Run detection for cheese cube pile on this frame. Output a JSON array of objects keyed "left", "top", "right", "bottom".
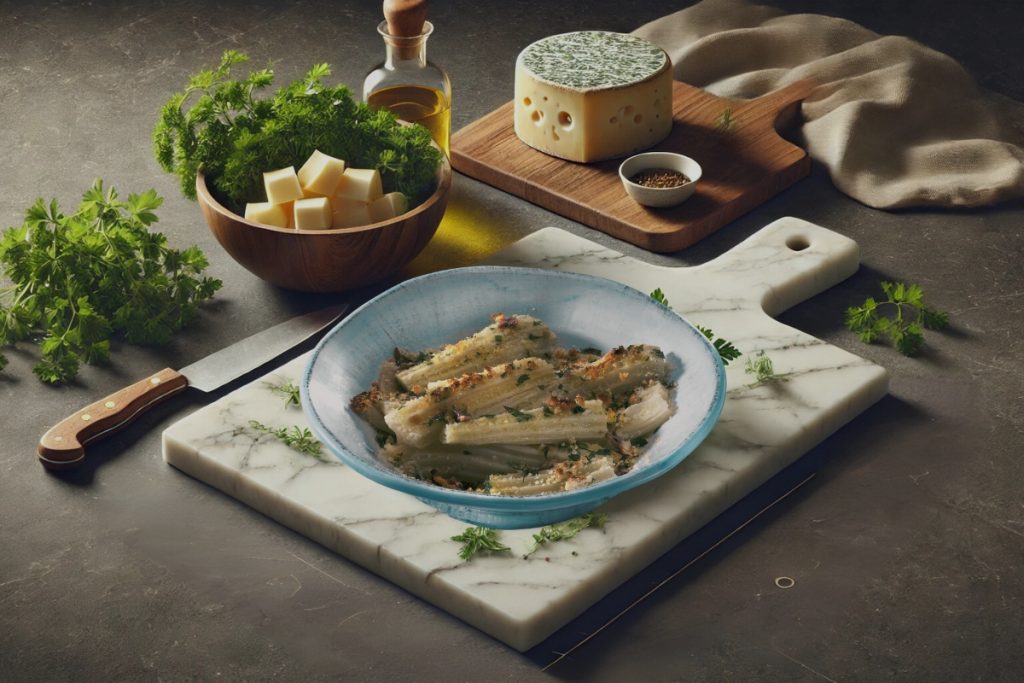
[{"left": 244, "top": 151, "right": 408, "bottom": 230}]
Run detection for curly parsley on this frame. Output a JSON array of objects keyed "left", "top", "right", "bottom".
[
  {"left": 0, "top": 181, "right": 221, "bottom": 383},
  {"left": 153, "top": 50, "right": 442, "bottom": 212}
]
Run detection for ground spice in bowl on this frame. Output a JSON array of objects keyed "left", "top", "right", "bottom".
[{"left": 630, "top": 168, "right": 690, "bottom": 188}]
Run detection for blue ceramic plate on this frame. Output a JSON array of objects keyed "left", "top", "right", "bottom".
[{"left": 302, "top": 266, "right": 726, "bottom": 529}]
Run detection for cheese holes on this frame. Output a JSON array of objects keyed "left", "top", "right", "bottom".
[
  {"left": 634, "top": 114, "right": 643, "bottom": 124},
  {"left": 558, "top": 111, "right": 573, "bottom": 129},
  {"left": 531, "top": 110, "right": 543, "bottom": 124},
  {"left": 609, "top": 116, "right": 619, "bottom": 124},
  {"left": 624, "top": 105, "right": 635, "bottom": 116},
  {"left": 523, "top": 97, "right": 532, "bottom": 106}
]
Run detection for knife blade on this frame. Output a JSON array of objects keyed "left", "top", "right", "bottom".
[{"left": 37, "top": 303, "right": 349, "bottom": 471}]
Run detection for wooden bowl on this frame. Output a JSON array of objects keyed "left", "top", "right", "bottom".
[{"left": 196, "top": 156, "right": 451, "bottom": 292}]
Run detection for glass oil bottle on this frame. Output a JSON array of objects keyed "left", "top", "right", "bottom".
[{"left": 363, "top": 0, "right": 452, "bottom": 156}]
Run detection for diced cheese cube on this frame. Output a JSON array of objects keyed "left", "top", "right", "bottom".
[
  {"left": 513, "top": 31, "right": 673, "bottom": 162},
  {"left": 331, "top": 197, "right": 373, "bottom": 229},
  {"left": 263, "top": 166, "right": 304, "bottom": 205},
  {"left": 368, "top": 192, "right": 409, "bottom": 223},
  {"left": 297, "top": 150, "right": 346, "bottom": 196},
  {"left": 335, "top": 168, "right": 383, "bottom": 203},
  {"left": 244, "top": 202, "right": 289, "bottom": 228},
  {"left": 293, "top": 197, "right": 333, "bottom": 230}
]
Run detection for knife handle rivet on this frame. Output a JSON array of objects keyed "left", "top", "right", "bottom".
[
  {"left": 81, "top": 414, "right": 92, "bottom": 421},
  {"left": 104, "top": 401, "right": 116, "bottom": 409},
  {"left": 150, "top": 377, "right": 161, "bottom": 385}
]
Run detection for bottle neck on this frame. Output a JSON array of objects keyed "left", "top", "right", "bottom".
[{"left": 379, "top": 20, "right": 432, "bottom": 68}]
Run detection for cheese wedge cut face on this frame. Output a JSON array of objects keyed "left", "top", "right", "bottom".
[{"left": 514, "top": 31, "right": 673, "bottom": 163}]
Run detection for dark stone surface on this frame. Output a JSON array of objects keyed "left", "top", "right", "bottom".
[{"left": 1, "top": 1, "right": 1022, "bottom": 680}]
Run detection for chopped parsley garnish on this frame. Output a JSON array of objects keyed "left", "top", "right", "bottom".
[
  {"left": 516, "top": 373, "right": 530, "bottom": 386},
  {"left": 504, "top": 406, "right": 533, "bottom": 422}
]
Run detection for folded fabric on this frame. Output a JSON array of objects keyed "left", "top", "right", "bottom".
[{"left": 633, "top": 0, "right": 1024, "bottom": 209}]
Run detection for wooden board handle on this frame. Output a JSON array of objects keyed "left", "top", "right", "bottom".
[{"left": 37, "top": 368, "right": 188, "bottom": 471}]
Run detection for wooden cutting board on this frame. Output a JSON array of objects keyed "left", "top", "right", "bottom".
[
  {"left": 163, "top": 218, "right": 887, "bottom": 652},
  {"left": 451, "top": 80, "right": 813, "bottom": 252}
]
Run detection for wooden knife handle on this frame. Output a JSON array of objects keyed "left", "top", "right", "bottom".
[{"left": 37, "top": 368, "right": 188, "bottom": 471}]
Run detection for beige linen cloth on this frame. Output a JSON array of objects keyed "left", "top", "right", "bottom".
[{"left": 633, "top": 0, "right": 1024, "bottom": 209}]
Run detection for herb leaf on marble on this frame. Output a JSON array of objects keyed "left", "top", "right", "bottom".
[
  {"left": 0, "top": 181, "right": 221, "bottom": 384},
  {"left": 248, "top": 419, "right": 326, "bottom": 459},
  {"left": 153, "top": 50, "right": 442, "bottom": 211},
  {"left": 525, "top": 512, "right": 608, "bottom": 557},
  {"left": 845, "top": 281, "right": 949, "bottom": 356},
  {"left": 695, "top": 326, "right": 742, "bottom": 366},
  {"left": 649, "top": 288, "right": 741, "bottom": 365},
  {"left": 451, "top": 526, "right": 511, "bottom": 561},
  {"left": 744, "top": 351, "right": 780, "bottom": 386},
  {"left": 267, "top": 381, "right": 301, "bottom": 408}
]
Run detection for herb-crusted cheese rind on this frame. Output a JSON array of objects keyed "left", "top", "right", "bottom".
[
  {"left": 520, "top": 31, "right": 668, "bottom": 91},
  {"left": 513, "top": 31, "right": 673, "bottom": 162}
]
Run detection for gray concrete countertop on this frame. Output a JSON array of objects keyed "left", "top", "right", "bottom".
[{"left": 2, "top": 1, "right": 1022, "bottom": 680}]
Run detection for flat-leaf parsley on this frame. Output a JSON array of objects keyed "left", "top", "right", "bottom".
[{"left": 845, "top": 281, "right": 949, "bottom": 356}]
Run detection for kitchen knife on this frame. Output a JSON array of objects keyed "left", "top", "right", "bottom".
[{"left": 37, "top": 303, "right": 349, "bottom": 471}]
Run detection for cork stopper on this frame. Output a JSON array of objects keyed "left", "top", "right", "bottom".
[{"left": 384, "top": 0, "right": 427, "bottom": 38}]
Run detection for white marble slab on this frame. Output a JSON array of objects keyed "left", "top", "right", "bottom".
[{"left": 163, "top": 217, "right": 888, "bottom": 651}]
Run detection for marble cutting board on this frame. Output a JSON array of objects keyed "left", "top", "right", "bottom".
[{"left": 162, "top": 217, "right": 888, "bottom": 652}]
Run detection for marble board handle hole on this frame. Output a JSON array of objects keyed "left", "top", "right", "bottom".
[{"left": 785, "top": 234, "right": 811, "bottom": 251}]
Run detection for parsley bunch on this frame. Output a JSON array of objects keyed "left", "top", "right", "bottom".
[
  {"left": 153, "top": 51, "right": 442, "bottom": 212},
  {"left": 0, "top": 181, "right": 221, "bottom": 384},
  {"left": 846, "top": 281, "right": 949, "bottom": 356}
]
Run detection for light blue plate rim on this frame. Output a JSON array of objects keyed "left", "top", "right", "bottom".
[{"left": 301, "top": 266, "right": 726, "bottom": 513}]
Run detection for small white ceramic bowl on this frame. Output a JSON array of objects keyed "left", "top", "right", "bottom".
[{"left": 619, "top": 152, "right": 702, "bottom": 208}]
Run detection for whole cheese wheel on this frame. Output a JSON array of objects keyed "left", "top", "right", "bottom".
[{"left": 513, "top": 31, "right": 673, "bottom": 163}]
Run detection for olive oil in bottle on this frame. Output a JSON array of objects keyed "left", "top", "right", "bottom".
[
  {"left": 366, "top": 84, "right": 451, "bottom": 157},
  {"left": 363, "top": 0, "right": 452, "bottom": 156}
]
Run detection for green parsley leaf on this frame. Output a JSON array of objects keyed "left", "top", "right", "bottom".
[
  {"left": 649, "top": 288, "right": 671, "bottom": 309},
  {"left": 695, "top": 325, "right": 742, "bottom": 366},
  {"left": 451, "top": 526, "right": 511, "bottom": 561},
  {"left": 516, "top": 373, "right": 530, "bottom": 386},
  {"left": 504, "top": 406, "right": 534, "bottom": 422},
  {"left": 0, "top": 180, "right": 221, "bottom": 384},
  {"left": 526, "top": 513, "right": 608, "bottom": 557},
  {"left": 845, "top": 281, "right": 949, "bottom": 356},
  {"left": 744, "top": 351, "right": 780, "bottom": 386}
]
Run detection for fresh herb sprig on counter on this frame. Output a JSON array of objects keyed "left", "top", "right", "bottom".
[
  {"left": 744, "top": 351, "right": 780, "bottom": 386},
  {"left": 846, "top": 281, "right": 949, "bottom": 356},
  {"left": 267, "top": 381, "right": 301, "bottom": 408},
  {"left": 452, "top": 514, "right": 610, "bottom": 562},
  {"left": 451, "top": 526, "right": 511, "bottom": 561},
  {"left": 525, "top": 512, "right": 607, "bottom": 557},
  {"left": 153, "top": 50, "right": 442, "bottom": 211},
  {"left": 248, "top": 420, "right": 326, "bottom": 460},
  {"left": 0, "top": 181, "right": 221, "bottom": 383}
]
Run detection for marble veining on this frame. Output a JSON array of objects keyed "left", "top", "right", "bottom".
[{"left": 163, "top": 217, "right": 888, "bottom": 651}]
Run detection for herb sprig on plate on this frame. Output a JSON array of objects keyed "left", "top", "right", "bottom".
[{"left": 649, "top": 288, "right": 742, "bottom": 365}]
